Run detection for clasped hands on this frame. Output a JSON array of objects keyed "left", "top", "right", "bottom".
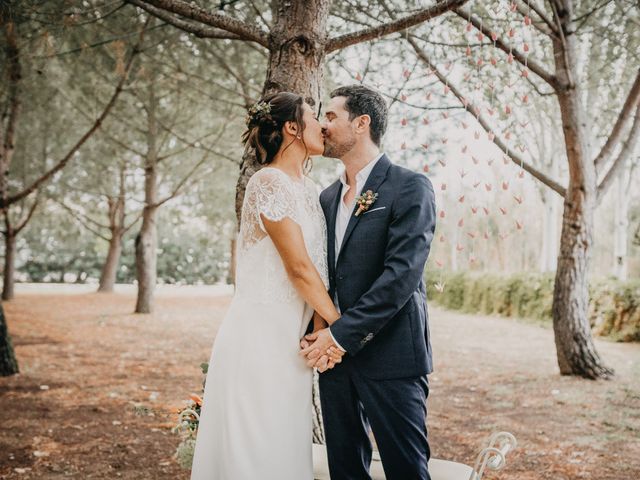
[{"left": 299, "top": 315, "right": 345, "bottom": 373}]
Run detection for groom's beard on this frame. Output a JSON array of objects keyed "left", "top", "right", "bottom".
[{"left": 323, "top": 136, "right": 356, "bottom": 159}]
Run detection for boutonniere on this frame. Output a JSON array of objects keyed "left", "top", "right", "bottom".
[{"left": 355, "top": 190, "right": 379, "bottom": 216}]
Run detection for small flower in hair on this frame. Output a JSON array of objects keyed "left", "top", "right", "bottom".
[{"left": 246, "top": 100, "right": 272, "bottom": 126}]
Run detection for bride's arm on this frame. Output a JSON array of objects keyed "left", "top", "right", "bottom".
[
  {"left": 262, "top": 215, "right": 339, "bottom": 325},
  {"left": 312, "top": 311, "right": 328, "bottom": 332}
]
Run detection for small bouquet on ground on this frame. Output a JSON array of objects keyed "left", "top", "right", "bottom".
[
  {"left": 174, "top": 394, "right": 202, "bottom": 435},
  {"left": 173, "top": 362, "right": 208, "bottom": 469}
]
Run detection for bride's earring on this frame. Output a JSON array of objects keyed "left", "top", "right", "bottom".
[{"left": 296, "top": 135, "right": 301, "bottom": 139}]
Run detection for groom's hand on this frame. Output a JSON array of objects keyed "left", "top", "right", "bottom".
[
  {"left": 300, "top": 328, "right": 345, "bottom": 372},
  {"left": 300, "top": 334, "right": 342, "bottom": 372}
]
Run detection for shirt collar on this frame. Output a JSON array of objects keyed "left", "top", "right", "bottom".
[{"left": 339, "top": 152, "right": 385, "bottom": 187}]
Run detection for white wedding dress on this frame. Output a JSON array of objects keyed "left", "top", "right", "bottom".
[{"left": 190, "top": 167, "right": 328, "bottom": 480}]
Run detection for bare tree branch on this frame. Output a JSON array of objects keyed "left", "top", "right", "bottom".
[
  {"left": 247, "top": 0, "right": 271, "bottom": 30},
  {"left": 127, "top": 0, "right": 269, "bottom": 47},
  {"left": 30, "top": 22, "right": 166, "bottom": 59},
  {"left": 152, "top": 148, "right": 211, "bottom": 208},
  {"left": 548, "top": 0, "right": 575, "bottom": 88},
  {"left": 205, "top": 43, "right": 262, "bottom": 96},
  {"left": 326, "top": 0, "right": 470, "bottom": 53},
  {"left": 593, "top": 68, "right": 640, "bottom": 171},
  {"left": 515, "top": 0, "right": 558, "bottom": 36},
  {"left": 2, "top": 22, "right": 146, "bottom": 208},
  {"left": 54, "top": 86, "right": 147, "bottom": 157},
  {"left": 55, "top": 200, "right": 111, "bottom": 241},
  {"left": 574, "top": 0, "right": 616, "bottom": 32},
  {"left": 15, "top": 197, "right": 39, "bottom": 234},
  {"left": 614, "top": 0, "right": 640, "bottom": 27},
  {"left": 523, "top": 73, "right": 556, "bottom": 97},
  {"left": 154, "top": 115, "right": 241, "bottom": 165},
  {"left": 123, "top": 211, "right": 143, "bottom": 233},
  {"left": 157, "top": 119, "right": 230, "bottom": 162},
  {"left": 127, "top": 0, "right": 246, "bottom": 41},
  {"left": 597, "top": 103, "right": 640, "bottom": 199},
  {"left": 455, "top": 6, "right": 560, "bottom": 90},
  {"left": 67, "top": 1, "right": 128, "bottom": 26},
  {"left": 408, "top": 35, "right": 567, "bottom": 197}
]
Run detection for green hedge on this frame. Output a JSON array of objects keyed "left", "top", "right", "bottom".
[{"left": 425, "top": 271, "right": 640, "bottom": 342}]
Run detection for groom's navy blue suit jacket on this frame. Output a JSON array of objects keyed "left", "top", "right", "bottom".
[{"left": 320, "top": 154, "right": 436, "bottom": 380}]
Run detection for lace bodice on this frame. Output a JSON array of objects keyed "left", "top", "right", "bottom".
[{"left": 235, "top": 167, "right": 328, "bottom": 304}]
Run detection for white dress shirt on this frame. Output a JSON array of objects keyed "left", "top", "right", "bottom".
[{"left": 330, "top": 152, "right": 384, "bottom": 352}]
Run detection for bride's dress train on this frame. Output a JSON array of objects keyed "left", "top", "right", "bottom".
[{"left": 190, "top": 168, "right": 328, "bottom": 480}]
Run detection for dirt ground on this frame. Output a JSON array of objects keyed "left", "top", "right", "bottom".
[{"left": 1, "top": 284, "right": 638, "bottom": 479}]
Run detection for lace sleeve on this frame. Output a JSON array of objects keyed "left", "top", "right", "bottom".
[{"left": 247, "top": 168, "right": 300, "bottom": 233}]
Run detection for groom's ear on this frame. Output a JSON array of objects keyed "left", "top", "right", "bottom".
[{"left": 354, "top": 114, "right": 371, "bottom": 134}]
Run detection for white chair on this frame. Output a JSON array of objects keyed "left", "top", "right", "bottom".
[{"left": 313, "top": 432, "right": 517, "bottom": 480}]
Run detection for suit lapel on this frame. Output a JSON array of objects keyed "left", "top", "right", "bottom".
[
  {"left": 324, "top": 180, "right": 342, "bottom": 281},
  {"left": 337, "top": 155, "right": 391, "bottom": 260}
]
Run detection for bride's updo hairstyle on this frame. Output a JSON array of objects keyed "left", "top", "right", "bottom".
[{"left": 242, "top": 92, "right": 307, "bottom": 165}]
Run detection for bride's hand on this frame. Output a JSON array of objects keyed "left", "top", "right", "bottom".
[
  {"left": 313, "top": 346, "right": 344, "bottom": 373},
  {"left": 298, "top": 341, "right": 342, "bottom": 372},
  {"left": 299, "top": 312, "right": 323, "bottom": 351}
]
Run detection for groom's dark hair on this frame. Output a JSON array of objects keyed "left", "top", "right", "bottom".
[{"left": 330, "top": 85, "right": 388, "bottom": 146}]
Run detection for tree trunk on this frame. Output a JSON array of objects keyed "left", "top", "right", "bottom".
[
  {"left": 228, "top": 237, "right": 236, "bottom": 286},
  {"left": 0, "top": 304, "right": 19, "bottom": 376},
  {"left": 98, "top": 234, "right": 123, "bottom": 292},
  {"left": 0, "top": 20, "right": 20, "bottom": 302},
  {"left": 230, "top": 0, "right": 331, "bottom": 444},
  {"left": 99, "top": 162, "right": 128, "bottom": 292},
  {"left": 234, "top": 0, "right": 330, "bottom": 223},
  {"left": 551, "top": 2, "right": 612, "bottom": 378},
  {"left": 552, "top": 183, "right": 612, "bottom": 378},
  {"left": 613, "top": 174, "right": 629, "bottom": 280},
  {"left": 135, "top": 77, "right": 159, "bottom": 314},
  {"left": 2, "top": 232, "right": 16, "bottom": 301},
  {"left": 135, "top": 208, "right": 157, "bottom": 313},
  {"left": 540, "top": 189, "right": 559, "bottom": 272}
]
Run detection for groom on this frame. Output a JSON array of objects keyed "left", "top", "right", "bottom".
[{"left": 301, "top": 85, "right": 437, "bottom": 480}]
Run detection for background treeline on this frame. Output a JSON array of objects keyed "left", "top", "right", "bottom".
[{"left": 426, "top": 270, "right": 640, "bottom": 342}]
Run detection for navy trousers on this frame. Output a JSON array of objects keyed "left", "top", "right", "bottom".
[{"left": 319, "top": 366, "right": 431, "bottom": 480}]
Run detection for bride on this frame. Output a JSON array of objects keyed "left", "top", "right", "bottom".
[{"left": 190, "top": 91, "right": 342, "bottom": 479}]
